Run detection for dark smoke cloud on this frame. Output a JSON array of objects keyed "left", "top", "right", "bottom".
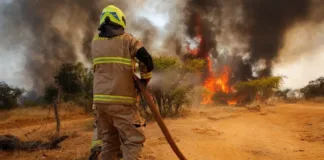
[
  {"left": 308, "top": 0, "right": 324, "bottom": 22},
  {"left": 185, "top": 0, "right": 221, "bottom": 58},
  {"left": 184, "top": 0, "right": 322, "bottom": 81},
  {"left": 242, "top": 0, "right": 311, "bottom": 77}
]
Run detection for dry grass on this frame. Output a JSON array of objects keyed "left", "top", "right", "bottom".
[
  {"left": 281, "top": 97, "right": 324, "bottom": 104},
  {"left": 308, "top": 97, "right": 324, "bottom": 103},
  {"left": 0, "top": 117, "right": 93, "bottom": 159},
  {"left": 0, "top": 102, "right": 88, "bottom": 129},
  {"left": 84, "top": 119, "right": 94, "bottom": 131},
  {"left": 2, "top": 102, "right": 324, "bottom": 160}
]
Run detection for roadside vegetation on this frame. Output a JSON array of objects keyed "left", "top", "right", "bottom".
[
  {"left": 1, "top": 57, "right": 323, "bottom": 117},
  {"left": 0, "top": 57, "right": 205, "bottom": 119}
]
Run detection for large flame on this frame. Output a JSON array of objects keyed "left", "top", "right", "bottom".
[
  {"left": 187, "top": 15, "right": 237, "bottom": 105},
  {"left": 201, "top": 66, "right": 231, "bottom": 105}
]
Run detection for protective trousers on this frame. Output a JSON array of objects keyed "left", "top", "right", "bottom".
[
  {"left": 91, "top": 109, "right": 102, "bottom": 149},
  {"left": 96, "top": 104, "right": 146, "bottom": 160}
]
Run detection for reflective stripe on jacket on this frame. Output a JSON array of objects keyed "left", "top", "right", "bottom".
[
  {"left": 133, "top": 60, "right": 153, "bottom": 79},
  {"left": 91, "top": 33, "right": 143, "bottom": 105}
]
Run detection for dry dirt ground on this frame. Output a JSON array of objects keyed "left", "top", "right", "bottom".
[{"left": 1, "top": 103, "right": 324, "bottom": 160}]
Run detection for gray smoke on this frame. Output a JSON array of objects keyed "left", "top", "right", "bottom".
[
  {"left": 0, "top": 0, "right": 323, "bottom": 93},
  {"left": 0, "top": 0, "right": 142, "bottom": 93},
  {"left": 130, "top": 18, "right": 158, "bottom": 52}
]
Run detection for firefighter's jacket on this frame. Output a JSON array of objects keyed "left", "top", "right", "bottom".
[{"left": 91, "top": 33, "right": 151, "bottom": 105}]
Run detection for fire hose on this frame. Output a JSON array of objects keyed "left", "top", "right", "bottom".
[{"left": 133, "top": 75, "right": 187, "bottom": 160}]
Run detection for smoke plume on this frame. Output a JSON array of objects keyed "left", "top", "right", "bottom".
[
  {"left": 184, "top": 0, "right": 323, "bottom": 81},
  {"left": 0, "top": 0, "right": 323, "bottom": 93},
  {"left": 185, "top": 0, "right": 221, "bottom": 58},
  {"left": 242, "top": 0, "right": 311, "bottom": 77},
  {"left": 130, "top": 18, "right": 158, "bottom": 52},
  {"left": 0, "top": 0, "right": 140, "bottom": 92}
]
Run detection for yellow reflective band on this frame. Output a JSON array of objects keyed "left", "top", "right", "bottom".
[
  {"left": 93, "top": 94, "right": 136, "bottom": 103},
  {"left": 93, "top": 57, "right": 132, "bottom": 66},
  {"left": 91, "top": 140, "right": 103, "bottom": 148},
  {"left": 94, "top": 95, "right": 135, "bottom": 100},
  {"left": 140, "top": 72, "right": 152, "bottom": 79},
  {"left": 93, "top": 35, "right": 108, "bottom": 41},
  {"left": 93, "top": 98, "right": 135, "bottom": 103},
  {"left": 92, "top": 35, "right": 122, "bottom": 41}
]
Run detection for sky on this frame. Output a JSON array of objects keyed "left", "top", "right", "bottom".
[
  {"left": 273, "top": 48, "right": 324, "bottom": 89},
  {"left": 0, "top": 0, "right": 323, "bottom": 90},
  {"left": 273, "top": 21, "right": 324, "bottom": 89}
]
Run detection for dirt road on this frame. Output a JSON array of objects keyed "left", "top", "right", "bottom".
[{"left": 1, "top": 103, "right": 324, "bottom": 160}]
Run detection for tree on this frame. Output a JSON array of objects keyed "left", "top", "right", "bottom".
[
  {"left": 42, "top": 62, "right": 93, "bottom": 111},
  {"left": 169, "top": 87, "right": 193, "bottom": 114},
  {"left": 43, "top": 84, "right": 58, "bottom": 104},
  {"left": 82, "top": 69, "right": 94, "bottom": 99},
  {"left": 301, "top": 77, "right": 324, "bottom": 99},
  {"left": 79, "top": 68, "right": 94, "bottom": 112},
  {"left": 275, "top": 89, "right": 291, "bottom": 99},
  {"left": 234, "top": 76, "right": 283, "bottom": 105},
  {"left": 0, "top": 82, "right": 25, "bottom": 109},
  {"left": 54, "top": 62, "right": 86, "bottom": 99}
]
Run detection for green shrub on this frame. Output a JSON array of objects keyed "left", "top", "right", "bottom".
[
  {"left": 0, "top": 81, "right": 25, "bottom": 109},
  {"left": 301, "top": 77, "right": 324, "bottom": 99},
  {"left": 234, "top": 76, "right": 283, "bottom": 105},
  {"left": 148, "top": 56, "right": 205, "bottom": 117}
]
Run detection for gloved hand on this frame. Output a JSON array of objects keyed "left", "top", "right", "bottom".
[
  {"left": 134, "top": 79, "right": 149, "bottom": 90},
  {"left": 140, "top": 79, "right": 149, "bottom": 88}
]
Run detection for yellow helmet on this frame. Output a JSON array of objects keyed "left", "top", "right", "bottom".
[{"left": 100, "top": 5, "right": 126, "bottom": 29}]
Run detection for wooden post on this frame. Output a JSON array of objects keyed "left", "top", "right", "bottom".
[{"left": 53, "top": 86, "right": 61, "bottom": 136}]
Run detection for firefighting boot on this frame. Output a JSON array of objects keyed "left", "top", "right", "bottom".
[{"left": 88, "top": 145, "right": 101, "bottom": 160}]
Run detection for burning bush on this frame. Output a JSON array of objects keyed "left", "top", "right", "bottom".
[
  {"left": 212, "top": 91, "right": 237, "bottom": 105},
  {"left": 205, "top": 76, "right": 283, "bottom": 106}
]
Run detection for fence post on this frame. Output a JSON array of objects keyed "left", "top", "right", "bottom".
[{"left": 53, "top": 86, "right": 61, "bottom": 136}]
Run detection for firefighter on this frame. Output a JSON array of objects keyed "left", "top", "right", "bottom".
[{"left": 91, "top": 5, "right": 154, "bottom": 160}]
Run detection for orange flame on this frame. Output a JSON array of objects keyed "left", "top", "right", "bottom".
[
  {"left": 201, "top": 66, "right": 231, "bottom": 104},
  {"left": 227, "top": 100, "right": 237, "bottom": 105},
  {"left": 187, "top": 14, "right": 237, "bottom": 105}
]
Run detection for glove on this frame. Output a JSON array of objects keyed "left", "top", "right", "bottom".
[
  {"left": 140, "top": 79, "right": 149, "bottom": 88},
  {"left": 134, "top": 79, "right": 149, "bottom": 90}
]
